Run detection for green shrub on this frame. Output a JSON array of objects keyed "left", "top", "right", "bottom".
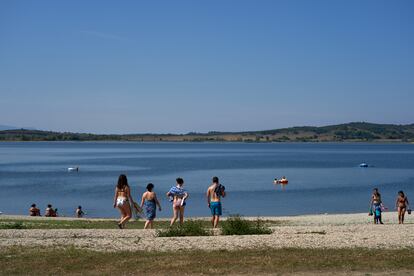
[
  {"left": 157, "top": 220, "right": 210, "bottom": 237},
  {"left": 221, "top": 216, "right": 272, "bottom": 235},
  {"left": 0, "top": 222, "right": 26, "bottom": 229}
]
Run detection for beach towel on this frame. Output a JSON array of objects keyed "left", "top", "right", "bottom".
[
  {"left": 169, "top": 186, "right": 187, "bottom": 207},
  {"left": 168, "top": 186, "right": 186, "bottom": 197},
  {"left": 214, "top": 184, "right": 225, "bottom": 197},
  {"left": 144, "top": 200, "right": 156, "bottom": 220}
]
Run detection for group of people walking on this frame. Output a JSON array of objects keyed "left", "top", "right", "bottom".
[
  {"left": 113, "top": 174, "right": 226, "bottom": 229},
  {"left": 369, "top": 188, "right": 410, "bottom": 224},
  {"left": 27, "top": 178, "right": 410, "bottom": 227}
]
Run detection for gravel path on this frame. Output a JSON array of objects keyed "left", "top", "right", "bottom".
[{"left": 1, "top": 212, "right": 414, "bottom": 252}]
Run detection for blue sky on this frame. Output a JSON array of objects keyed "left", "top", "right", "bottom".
[{"left": 0, "top": 1, "right": 413, "bottom": 134}]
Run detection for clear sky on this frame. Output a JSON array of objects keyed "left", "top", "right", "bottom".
[{"left": 0, "top": 1, "right": 413, "bottom": 134}]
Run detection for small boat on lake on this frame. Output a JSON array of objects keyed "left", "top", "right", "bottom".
[
  {"left": 359, "top": 163, "right": 368, "bottom": 168},
  {"left": 68, "top": 167, "right": 79, "bottom": 172},
  {"left": 274, "top": 176, "right": 288, "bottom": 184}
]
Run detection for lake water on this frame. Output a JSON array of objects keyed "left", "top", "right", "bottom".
[{"left": 0, "top": 142, "right": 413, "bottom": 218}]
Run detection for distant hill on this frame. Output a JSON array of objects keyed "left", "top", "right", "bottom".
[
  {"left": 0, "top": 125, "right": 19, "bottom": 131},
  {"left": 0, "top": 122, "right": 413, "bottom": 142},
  {"left": 0, "top": 125, "right": 36, "bottom": 131}
]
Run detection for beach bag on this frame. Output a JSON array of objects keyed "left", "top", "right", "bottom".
[
  {"left": 408, "top": 209, "right": 412, "bottom": 215},
  {"left": 368, "top": 208, "right": 373, "bottom": 216}
]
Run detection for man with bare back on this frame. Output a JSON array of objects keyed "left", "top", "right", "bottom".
[{"left": 207, "top": 176, "right": 226, "bottom": 228}]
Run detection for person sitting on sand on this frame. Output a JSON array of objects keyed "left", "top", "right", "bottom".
[
  {"left": 207, "top": 176, "right": 226, "bottom": 228},
  {"left": 76, "top": 206, "right": 85, "bottom": 218},
  {"left": 167, "top": 177, "right": 188, "bottom": 226},
  {"left": 396, "top": 191, "right": 410, "bottom": 224},
  {"left": 140, "top": 183, "right": 162, "bottom": 229},
  {"left": 113, "top": 174, "right": 135, "bottom": 229},
  {"left": 45, "top": 204, "right": 56, "bottom": 217},
  {"left": 29, "top": 203, "right": 41, "bottom": 216},
  {"left": 370, "top": 188, "right": 383, "bottom": 224}
]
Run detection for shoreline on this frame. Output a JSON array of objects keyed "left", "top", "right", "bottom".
[
  {"left": 2, "top": 212, "right": 414, "bottom": 252},
  {"left": 0, "top": 140, "right": 412, "bottom": 144},
  {"left": 1, "top": 211, "right": 412, "bottom": 224}
]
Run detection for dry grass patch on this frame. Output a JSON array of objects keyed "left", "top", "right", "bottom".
[
  {"left": 157, "top": 220, "right": 210, "bottom": 237},
  {"left": 0, "top": 218, "right": 214, "bottom": 230},
  {"left": 1, "top": 246, "right": 414, "bottom": 275}
]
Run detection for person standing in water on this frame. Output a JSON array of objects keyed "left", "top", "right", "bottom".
[
  {"left": 140, "top": 183, "right": 162, "bottom": 229},
  {"left": 167, "top": 177, "right": 188, "bottom": 226},
  {"left": 370, "top": 188, "right": 383, "bottom": 224},
  {"left": 396, "top": 191, "right": 409, "bottom": 224},
  {"left": 113, "top": 174, "right": 135, "bottom": 229},
  {"left": 207, "top": 176, "right": 226, "bottom": 228}
]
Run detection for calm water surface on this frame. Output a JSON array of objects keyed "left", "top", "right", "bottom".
[{"left": 0, "top": 142, "right": 413, "bottom": 218}]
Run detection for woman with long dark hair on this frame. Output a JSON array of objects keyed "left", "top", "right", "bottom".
[
  {"left": 113, "top": 174, "right": 134, "bottom": 229},
  {"left": 396, "top": 191, "right": 410, "bottom": 224}
]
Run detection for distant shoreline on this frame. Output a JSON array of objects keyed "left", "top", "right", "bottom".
[
  {"left": 0, "top": 139, "right": 412, "bottom": 144},
  {"left": 1, "top": 122, "right": 413, "bottom": 142}
]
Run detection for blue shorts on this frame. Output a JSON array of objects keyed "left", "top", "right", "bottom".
[{"left": 210, "top": 202, "right": 222, "bottom": 216}]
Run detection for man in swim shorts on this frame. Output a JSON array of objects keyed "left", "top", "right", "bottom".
[{"left": 207, "top": 176, "right": 226, "bottom": 228}]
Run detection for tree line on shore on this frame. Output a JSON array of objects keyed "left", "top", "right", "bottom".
[{"left": 0, "top": 122, "right": 413, "bottom": 142}]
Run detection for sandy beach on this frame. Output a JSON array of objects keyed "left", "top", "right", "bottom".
[{"left": 1, "top": 212, "right": 413, "bottom": 252}]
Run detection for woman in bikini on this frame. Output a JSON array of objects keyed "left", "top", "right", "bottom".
[
  {"left": 140, "top": 183, "right": 162, "bottom": 229},
  {"left": 113, "top": 174, "right": 135, "bottom": 229},
  {"left": 396, "top": 191, "right": 409, "bottom": 224},
  {"left": 167, "top": 177, "right": 189, "bottom": 226}
]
